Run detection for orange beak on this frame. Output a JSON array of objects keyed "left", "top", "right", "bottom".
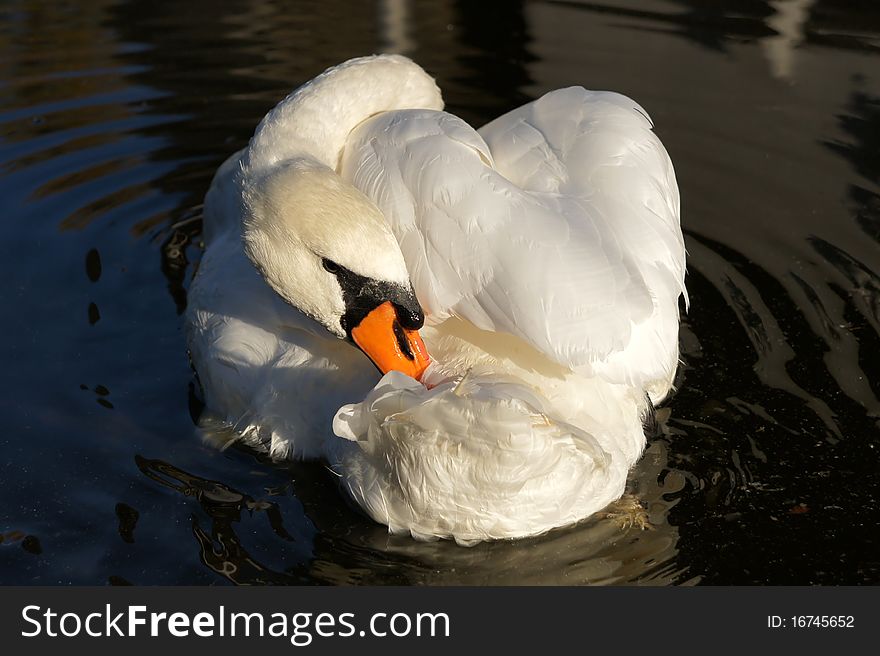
[{"left": 351, "top": 301, "right": 430, "bottom": 381}]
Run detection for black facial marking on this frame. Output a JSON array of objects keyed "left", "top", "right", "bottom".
[{"left": 327, "top": 262, "right": 424, "bottom": 338}]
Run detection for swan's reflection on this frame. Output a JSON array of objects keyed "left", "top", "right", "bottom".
[
  {"left": 136, "top": 455, "right": 311, "bottom": 585},
  {"left": 137, "top": 419, "right": 687, "bottom": 585}
]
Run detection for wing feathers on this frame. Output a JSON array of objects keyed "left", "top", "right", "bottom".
[{"left": 340, "top": 89, "right": 685, "bottom": 390}]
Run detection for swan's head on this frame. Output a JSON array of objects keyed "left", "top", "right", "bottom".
[{"left": 241, "top": 159, "right": 430, "bottom": 380}]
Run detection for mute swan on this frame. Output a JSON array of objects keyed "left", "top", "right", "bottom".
[{"left": 186, "top": 55, "right": 686, "bottom": 545}]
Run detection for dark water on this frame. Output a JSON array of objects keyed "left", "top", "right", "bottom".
[{"left": 2, "top": 0, "right": 879, "bottom": 585}]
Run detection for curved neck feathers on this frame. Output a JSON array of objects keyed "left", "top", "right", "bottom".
[{"left": 243, "top": 55, "right": 443, "bottom": 176}]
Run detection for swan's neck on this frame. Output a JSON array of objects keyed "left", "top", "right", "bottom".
[{"left": 244, "top": 55, "right": 443, "bottom": 175}]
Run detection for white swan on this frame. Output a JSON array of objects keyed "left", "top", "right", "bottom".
[{"left": 186, "top": 55, "right": 686, "bottom": 545}]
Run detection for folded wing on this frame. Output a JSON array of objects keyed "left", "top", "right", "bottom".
[{"left": 340, "top": 87, "right": 685, "bottom": 392}]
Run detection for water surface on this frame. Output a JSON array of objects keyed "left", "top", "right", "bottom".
[{"left": 1, "top": 0, "right": 879, "bottom": 585}]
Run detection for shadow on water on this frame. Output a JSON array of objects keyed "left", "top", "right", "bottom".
[{"left": 0, "top": 0, "right": 879, "bottom": 584}]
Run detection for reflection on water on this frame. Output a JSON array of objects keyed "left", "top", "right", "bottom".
[
  {"left": 144, "top": 425, "right": 688, "bottom": 585},
  {"left": 1, "top": 0, "right": 878, "bottom": 585}
]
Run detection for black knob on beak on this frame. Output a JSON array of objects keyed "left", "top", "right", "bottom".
[{"left": 393, "top": 302, "right": 424, "bottom": 330}]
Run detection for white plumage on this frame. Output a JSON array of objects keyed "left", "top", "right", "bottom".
[{"left": 186, "top": 55, "right": 686, "bottom": 544}]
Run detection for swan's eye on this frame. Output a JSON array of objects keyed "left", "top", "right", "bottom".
[{"left": 322, "top": 259, "right": 341, "bottom": 274}]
